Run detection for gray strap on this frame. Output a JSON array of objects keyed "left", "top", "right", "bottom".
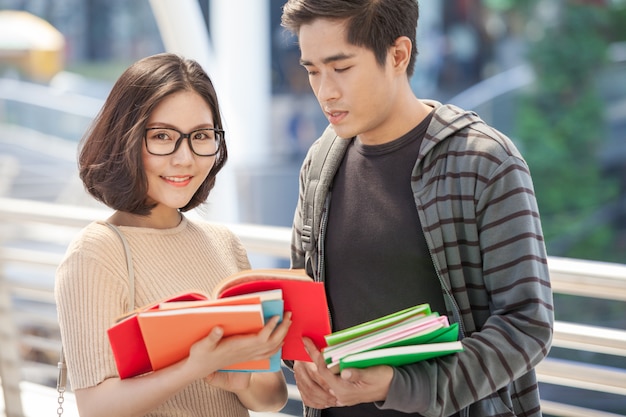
[
  {"left": 302, "top": 126, "right": 339, "bottom": 252},
  {"left": 105, "top": 222, "right": 135, "bottom": 310},
  {"left": 57, "top": 222, "right": 135, "bottom": 400}
]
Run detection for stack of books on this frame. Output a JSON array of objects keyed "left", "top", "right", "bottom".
[
  {"left": 107, "top": 268, "right": 331, "bottom": 378},
  {"left": 322, "top": 304, "right": 463, "bottom": 373}
]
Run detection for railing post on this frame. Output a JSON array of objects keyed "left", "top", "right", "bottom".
[{"left": 0, "top": 247, "right": 25, "bottom": 417}]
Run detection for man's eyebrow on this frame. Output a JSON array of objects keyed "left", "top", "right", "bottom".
[{"left": 300, "top": 52, "right": 356, "bottom": 66}]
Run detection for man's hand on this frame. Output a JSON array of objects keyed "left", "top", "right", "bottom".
[
  {"left": 293, "top": 359, "right": 338, "bottom": 409},
  {"left": 295, "top": 337, "right": 394, "bottom": 408}
]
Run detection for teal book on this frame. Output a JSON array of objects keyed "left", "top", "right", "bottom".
[
  {"left": 219, "top": 290, "right": 284, "bottom": 372},
  {"left": 226, "top": 297, "right": 284, "bottom": 373}
]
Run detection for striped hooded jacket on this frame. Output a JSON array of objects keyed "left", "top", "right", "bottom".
[{"left": 290, "top": 100, "right": 554, "bottom": 417}]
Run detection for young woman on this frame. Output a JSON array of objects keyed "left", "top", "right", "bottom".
[{"left": 55, "top": 53, "right": 291, "bottom": 417}]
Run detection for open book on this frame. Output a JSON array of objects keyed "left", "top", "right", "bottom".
[
  {"left": 322, "top": 304, "right": 463, "bottom": 373},
  {"left": 107, "top": 268, "right": 331, "bottom": 379}
]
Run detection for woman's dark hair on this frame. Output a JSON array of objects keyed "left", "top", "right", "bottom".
[
  {"left": 79, "top": 53, "right": 227, "bottom": 214},
  {"left": 281, "top": 0, "right": 419, "bottom": 77}
]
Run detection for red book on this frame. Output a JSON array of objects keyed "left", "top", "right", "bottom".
[
  {"left": 107, "top": 268, "right": 331, "bottom": 379},
  {"left": 107, "top": 292, "right": 206, "bottom": 379},
  {"left": 214, "top": 268, "right": 331, "bottom": 362}
]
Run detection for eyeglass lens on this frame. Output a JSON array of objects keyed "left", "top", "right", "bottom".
[{"left": 145, "top": 128, "right": 221, "bottom": 156}]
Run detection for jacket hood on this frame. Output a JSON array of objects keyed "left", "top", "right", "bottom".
[{"left": 422, "top": 99, "right": 485, "bottom": 154}]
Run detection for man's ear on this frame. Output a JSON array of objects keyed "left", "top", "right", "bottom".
[{"left": 389, "top": 36, "right": 412, "bottom": 74}]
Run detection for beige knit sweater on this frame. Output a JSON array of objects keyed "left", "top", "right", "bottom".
[{"left": 55, "top": 216, "right": 254, "bottom": 416}]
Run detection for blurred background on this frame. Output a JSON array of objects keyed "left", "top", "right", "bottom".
[
  {"left": 1, "top": 0, "right": 626, "bottom": 416},
  {"left": 1, "top": 0, "right": 625, "bottom": 260}
]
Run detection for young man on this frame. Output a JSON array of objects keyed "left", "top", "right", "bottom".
[{"left": 281, "top": 1, "right": 554, "bottom": 417}]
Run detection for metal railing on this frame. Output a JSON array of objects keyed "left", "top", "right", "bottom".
[
  {"left": 1, "top": 197, "right": 626, "bottom": 417},
  {"left": 0, "top": 78, "right": 101, "bottom": 142}
]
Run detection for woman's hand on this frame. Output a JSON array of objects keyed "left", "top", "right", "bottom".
[
  {"left": 203, "top": 312, "right": 292, "bottom": 411},
  {"left": 72, "top": 313, "right": 291, "bottom": 417},
  {"left": 185, "top": 311, "right": 291, "bottom": 385}
]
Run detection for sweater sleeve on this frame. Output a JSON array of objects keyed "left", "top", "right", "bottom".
[{"left": 55, "top": 223, "right": 133, "bottom": 389}]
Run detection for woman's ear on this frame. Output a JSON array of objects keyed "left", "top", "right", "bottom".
[{"left": 389, "top": 36, "right": 412, "bottom": 74}]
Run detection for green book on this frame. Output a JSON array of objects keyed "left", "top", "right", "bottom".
[
  {"left": 338, "top": 340, "right": 463, "bottom": 371},
  {"left": 324, "top": 303, "right": 432, "bottom": 346},
  {"left": 323, "top": 304, "right": 463, "bottom": 373},
  {"left": 377, "top": 322, "right": 460, "bottom": 349},
  {"left": 323, "top": 314, "right": 450, "bottom": 363}
]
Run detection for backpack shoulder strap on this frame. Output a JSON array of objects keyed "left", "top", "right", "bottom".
[{"left": 301, "top": 125, "right": 340, "bottom": 252}]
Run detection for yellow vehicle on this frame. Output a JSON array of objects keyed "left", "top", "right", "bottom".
[{"left": 0, "top": 10, "right": 65, "bottom": 82}]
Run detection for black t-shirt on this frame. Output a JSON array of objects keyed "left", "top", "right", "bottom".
[{"left": 323, "top": 112, "right": 446, "bottom": 417}]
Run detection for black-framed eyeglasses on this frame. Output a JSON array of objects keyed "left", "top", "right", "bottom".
[{"left": 144, "top": 127, "right": 224, "bottom": 157}]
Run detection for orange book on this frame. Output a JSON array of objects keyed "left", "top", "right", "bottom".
[
  {"left": 137, "top": 303, "right": 266, "bottom": 371},
  {"left": 107, "top": 268, "right": 331, "bottom": 379},
  {"left": 107, "top": 291, "right": 207, "bottom": 379}
]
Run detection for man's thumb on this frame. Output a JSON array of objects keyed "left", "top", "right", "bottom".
[{"left": 340, "top": 368, "right": 357, "bottom": 381}]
